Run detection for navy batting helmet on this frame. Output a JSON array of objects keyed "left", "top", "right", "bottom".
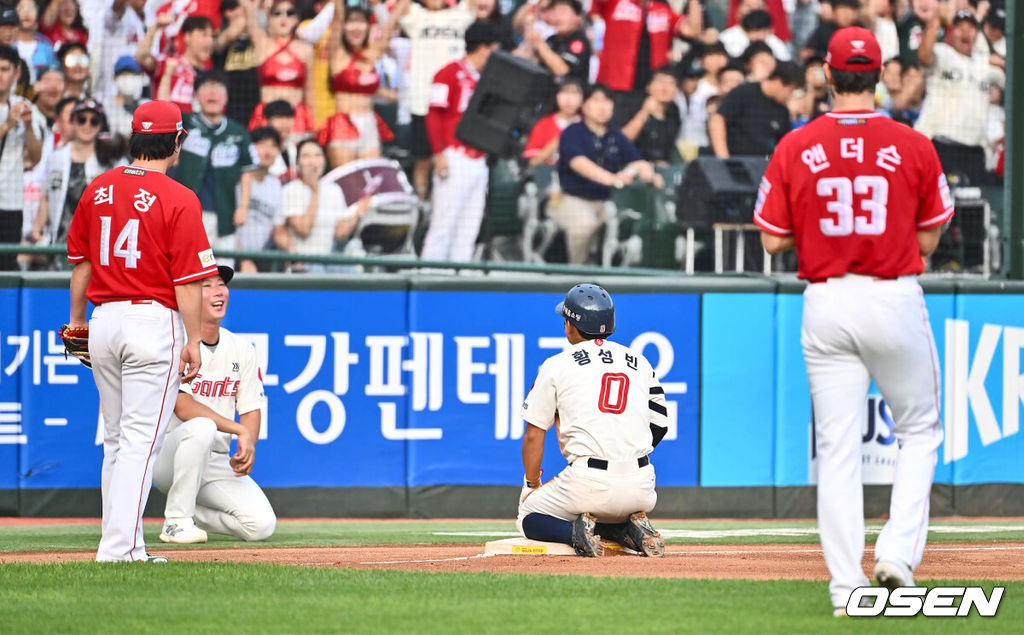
[{"left": 555, "top": 284, "right": 615, "bottom": 337}]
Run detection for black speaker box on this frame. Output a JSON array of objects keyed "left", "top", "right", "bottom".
[
  {"left": 932, "top": 138, "right": 993, "bottom": 187},
  {"left": 676, "top": 157, "right": 768, "bottom": 227},
  {"left": 455, "top": 50, "right": 553, "bottom": 156}
]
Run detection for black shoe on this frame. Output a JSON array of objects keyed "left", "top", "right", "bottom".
[
  {"left": 621, "top": 512, "right": 665, "bottom": 557},
  {"left": 571, "top": 513, "right": 604, "bottom": 557}
]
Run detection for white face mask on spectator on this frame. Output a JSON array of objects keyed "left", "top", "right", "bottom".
[{"left": 116, "top": 74, "right": 146, "bottom": 100}]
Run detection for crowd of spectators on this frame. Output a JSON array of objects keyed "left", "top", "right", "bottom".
[{"left": 0, "top": 0, "right": 1008, "bottom": 272}]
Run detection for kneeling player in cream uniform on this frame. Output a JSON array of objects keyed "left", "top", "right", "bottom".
[
  {"left": 153, "top": 266, "right": 277, "bottom": 543},
  {"left": 517, "top": 284, "right": 670, "bottom": 557}
]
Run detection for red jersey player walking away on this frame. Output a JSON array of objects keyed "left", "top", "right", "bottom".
[
  {"left": 420, "top": 20, "right": 501, "bottom": 265},
  {"left": 66, "top": 100, "right": 219, "bottom": 563},
  {"left": 753, "top": 27, "right": 954, "bottom": 616}
]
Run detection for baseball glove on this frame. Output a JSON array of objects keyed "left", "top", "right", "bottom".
[{"left": 59, "top": 324, "right": 91, "bottom": 369}]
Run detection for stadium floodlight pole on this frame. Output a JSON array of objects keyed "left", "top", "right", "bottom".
[{"left": 1008, "top": 1, "right": 1022, "bottom": 279}]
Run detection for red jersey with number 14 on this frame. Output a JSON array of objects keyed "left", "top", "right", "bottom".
[
  {"left": 753, "top": 110, "right": 954, "bottom": 281},
  {"left": 67, "top": 166, "right": 218, "bottom": 309}
]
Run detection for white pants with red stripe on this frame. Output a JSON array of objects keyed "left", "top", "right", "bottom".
[
  {"left": 421, "top": 148, "right": 488, "bottom": 263},
  {"left": 90, "top": 300, "right": 183, "bottom": 562},
  {"left": 802, "top": 275, "right": 943, "bottom": 609}
]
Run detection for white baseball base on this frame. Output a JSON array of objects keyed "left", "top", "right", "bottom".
[
  {"left": 484, "top": 538, "right": 636, "bottom": 556},
  {"left": 484, "top": 538, "right": 577, "bottom": 556}
]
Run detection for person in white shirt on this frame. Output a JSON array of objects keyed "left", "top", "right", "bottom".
[
  {"left": 866, "top": 0, "right": 900, "bottom": 64},
  {"left": 518, "top": 284, "right": 670, "bottom": 557},
  {"left": 281, "top": 139, "right": 367, "bottom": 272},
  {"left": 152, "top": 265, "right": 276, "bottom": 544},
  {"left": 394, "top": 0, "right": 477, "bottom": 199},
  {"left": 0, "top": 44, "right": 42, "bottom": 271},
  {"left": 96, "top": 0, "right": 151, "bottom": 102},
  {"left": 233, "top": 126, "right": 290, "bottom": 272},
  {"left": 915, "top": 10, "right": 1004, "bottom": 148},
  {"left": 719, "top": 9, "right": 791, "bottom": 61}
]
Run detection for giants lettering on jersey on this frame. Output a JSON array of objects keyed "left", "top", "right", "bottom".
[{"left": 191, "top": 374, "right": 240, "bottom": 398}]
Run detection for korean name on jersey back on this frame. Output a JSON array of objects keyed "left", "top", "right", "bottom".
[{"left": 752, "top": 112, "right": 954, "bottom": 281}]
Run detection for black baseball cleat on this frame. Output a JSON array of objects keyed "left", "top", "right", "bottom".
[
  {"left": 571, "top": 513, "right": 604, "bottom": 557},
  {"left": 621, "top": 512, "right": 666, "bottom": 557}
]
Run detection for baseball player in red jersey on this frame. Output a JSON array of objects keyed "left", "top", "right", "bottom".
[
  {"left": 66, "top": 100, "right": 218, "bottom": 562},
  {"left": 420, "top": 20, "right": 500, "bottom": 264},
  {"left": 753, "top": 28, "right": 954, "bottom": 615}
]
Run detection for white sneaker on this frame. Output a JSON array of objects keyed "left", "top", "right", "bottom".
[
  {"left": 874, "top": 559, "right": 914, "bottom": 589},
  {"left": 159, "top": 518, "right": 208, "bottom": 544}
]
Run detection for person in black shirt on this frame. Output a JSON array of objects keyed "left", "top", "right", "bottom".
[
  {"left": 622, "top": 66, "right": 681, "bottom": 164},
  {"left": 709, "top": 61, "right": 802, "bottom": 158},
  {"left": 527, "top": 0, "right": 590, "bottom": 88},
  {"left": 802, "top": 0, "right": 861, "bottom": 62}
]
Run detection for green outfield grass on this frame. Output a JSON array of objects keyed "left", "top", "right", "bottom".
[
  {"left": 1, "top": 518, "right": 1023, "bottom": 552},
  {"left": 0, "top": 564, "right": 1019, "bottom": 634}
]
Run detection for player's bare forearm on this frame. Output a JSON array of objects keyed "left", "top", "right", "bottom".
[
  {"left": 917, "top": 226, "right": 942, "bottom": 258},
  {"left": 68, "top": 262, "right": 91, "bottom": 326},
  {"left": 232, "top": 410, "right": 260, "bottom": 474},
  {"left": 761, "top": 232, "right": 794, "bottom": 255},
  {"left": 174, "top": 392, "right": 246, "bottom": 436},
  {"left": 239, "top": 409, "right": 261, "bottom": 445},
  {"left": 175, "top": 280, "right": 204, "bottom": 343},
  {"left": 521, "top": 423, "right": 546, "bottom": 482}
]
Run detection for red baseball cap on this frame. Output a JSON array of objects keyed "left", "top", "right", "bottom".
[
  {"left": 131, "top": 100, "right": 187, "bottom": 135},
  {"left": 825, "top": 26, "right": 882, "bottom": 72}
]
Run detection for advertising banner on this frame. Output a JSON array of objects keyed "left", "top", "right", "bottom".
[{"left": 7, "top": 286, "right": 701, "bottom": 490}]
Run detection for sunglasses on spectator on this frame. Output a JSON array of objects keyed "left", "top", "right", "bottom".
[
  {"left": 74, "top": 114, "right": 100, "bottom": 126},
  {"left": 64, "top": 53, "right": 89, "bottom": 68},
  {"left": 271, "top": 8, "right": 297, "bottom": 17}
]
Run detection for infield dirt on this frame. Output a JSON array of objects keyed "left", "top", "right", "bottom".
[{"left": 2, "top": 542, "right": 1021, "bottom": 580}]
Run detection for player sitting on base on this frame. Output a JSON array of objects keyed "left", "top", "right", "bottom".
[
  {"left": 153, "top": 265, "right": 276, "bottom": 543},
  {"left": 517, "top": 284, "right": 670, "bottom": 557}
]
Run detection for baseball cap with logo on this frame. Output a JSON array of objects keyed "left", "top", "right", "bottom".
[
  {"left": 131, "top": 100, "right": 187, "bottom": 135},
  {"left": 952, "top": 10, "right": 979, "bottom": 27},
  {"left": 825, "top": 26, "right": 882, "bottom": 72},
  {"left": 0, "top": 7, "right": 17, "bottom": 26}
]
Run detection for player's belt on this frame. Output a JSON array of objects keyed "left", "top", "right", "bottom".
[
  {"left": 587, "top": 456, "right": 650, "bottom": 470},
  {"left": 807, "top": 275, "right": 900, "bottom": 284}
]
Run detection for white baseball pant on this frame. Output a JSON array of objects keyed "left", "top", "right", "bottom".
[
  {"left": 153, "top": 417, "right": 276, "bottom": 541},
  {"left": 420, "top": 148, "right": 488, "bottom": 263},
  {"left": 90, "top": 300, "right": 183, "bottom": 562},
  {"left": 516, "top": 458, "right": 657, "bottom": 534},
  {"left": 802, "top": 275, "right": 943, "bottom": 609}
]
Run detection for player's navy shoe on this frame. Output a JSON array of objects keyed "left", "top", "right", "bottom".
[
  {"left": 571, "top": 513, "right": 604, "bottom": 557},
  {"left": 621, "top": 512, "right": 666, "bottom": 557}
]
